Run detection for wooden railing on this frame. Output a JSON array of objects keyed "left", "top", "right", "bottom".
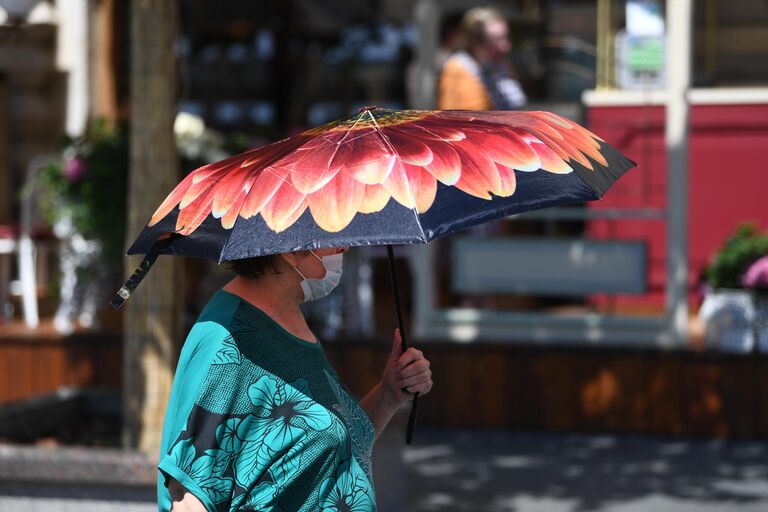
[
  {"left": 327, "top": 340, "right": 768, "bottom": 439},
  {"left": 3, "top": 333, "right": 767, "bottom": 438},
  {"left": 0, "top": 332, "right": 121, "bottom": 404}
]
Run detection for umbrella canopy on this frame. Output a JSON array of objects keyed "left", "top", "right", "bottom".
[
  {"left": 113, "top": 107, "right": 636, "bottom": 444},
  {"left": 126, "top": 108, "right": 634, "bottom": 265}
]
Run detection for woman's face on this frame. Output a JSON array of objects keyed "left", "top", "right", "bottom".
[
  {"left": 481, "top": 19, "right": 511, "bottom": 62},
  {"left": 283, "top": 247, "right": 348, "bottom": 280}
]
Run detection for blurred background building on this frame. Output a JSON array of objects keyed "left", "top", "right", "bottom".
[{"left": 1, "top": 0, "right": 768, "bottom": 510}]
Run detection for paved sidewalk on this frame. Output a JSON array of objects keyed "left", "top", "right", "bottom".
[
  {"left": 2, "top": 428, "right": 768, "bottom": 511},
  {"left": 0, "top": 442, "right": 157, "bottom": 512},
  {"left": 404, "top": 428, "right": 768, "bottom": 512}
]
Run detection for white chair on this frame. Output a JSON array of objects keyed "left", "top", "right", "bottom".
[{"left": 0, "top": 154, "right": 58, "bottom": 328}]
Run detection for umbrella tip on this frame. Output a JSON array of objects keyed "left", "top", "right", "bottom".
[{"left": 358, "top": 105, "right": 379, "bottom": 113}]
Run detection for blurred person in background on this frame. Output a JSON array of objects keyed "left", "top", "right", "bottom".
[
  {"left": 436, "top": 11, "right": 465, "bottom": 72},
  {"left": 159, "top": 248, "right": 433, "bottom": 511},
  {"left": 438, "top": 7, "right": 527, "bottom": 110},
  {"left": 405, "top": 11, "right": 464, "bottom": 108}
]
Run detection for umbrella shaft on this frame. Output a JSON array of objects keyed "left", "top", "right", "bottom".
[
  {"left": 386, "top": 245, "right": 409, "bottom": 350},
  {"left": 387, "top": 244, "right": 419, "bottom": 444}
]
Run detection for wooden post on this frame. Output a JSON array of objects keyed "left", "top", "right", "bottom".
[
  {"left": 0, "top": 77, "right": 9, "bottom": 224},
  {"left": 596, "top": 0, "right": 615, "bottom": 90},
  {"left": 124, "top": 0, "right": 181, "bottom": 453},
  {"left": 92, "top": 0, "right": 119, "bottom": 124}
]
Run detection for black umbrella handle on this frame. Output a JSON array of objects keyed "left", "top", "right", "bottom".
[
  {"left": 110, "top": 233, "right": 181, "bottom": 309},
  {"left": 386, "top": 244, "right": 419, "bottom": 445}
]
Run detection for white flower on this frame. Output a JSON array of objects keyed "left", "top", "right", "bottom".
[{"left": 174, "top": 112, "right": 206, "bottom": 139}]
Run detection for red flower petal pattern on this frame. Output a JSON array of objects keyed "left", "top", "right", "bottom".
[
  {"left": 358, "top": 184, "right": 391, "bottom": 214},
  {"left": 148, "top": 110, "right": 612, "bottom": 234},
  {"left": 307, "top": 168, "right": 366, "bottom": 232}
]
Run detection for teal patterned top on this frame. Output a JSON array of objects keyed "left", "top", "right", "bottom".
[{"left": 157, "top": 290, "right": 376, "bottom": 511}]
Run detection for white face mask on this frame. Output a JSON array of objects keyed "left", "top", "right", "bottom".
[{"left": 292, "top": 250, "right": 343, "bottom": 302}]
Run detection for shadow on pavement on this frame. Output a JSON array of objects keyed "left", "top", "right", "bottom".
[{"left": 404, "top": 428, "right": 768, "bottom": 512}]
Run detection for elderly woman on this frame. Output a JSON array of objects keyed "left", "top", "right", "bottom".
[{"left": 157, "top": 247, "right": 433, "bottom": 511}]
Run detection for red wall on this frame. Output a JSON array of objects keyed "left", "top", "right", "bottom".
[{"left": 586, "top": 103, "right": 768, "bottom": 311}]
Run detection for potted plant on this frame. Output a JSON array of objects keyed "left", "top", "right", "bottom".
[
  {"left": 30, "top": 120, "right": 128, "bottom": 333},
  {"left": 29, "top": 115, "right": 257, "bottom": 333},
  {"left": 699, "top": 224, "right": 768, "bottom": 353},
  {"left": 742, "top": 255, "right": 768, "bottom": 352}
]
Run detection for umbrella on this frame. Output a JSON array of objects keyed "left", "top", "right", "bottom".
[{"left": 112, "top": 107, "right": 636, "bottom": 443}]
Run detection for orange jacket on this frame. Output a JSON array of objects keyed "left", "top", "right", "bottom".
[{"left": 437, "top": 55, "right": 492, "bottom": 110}]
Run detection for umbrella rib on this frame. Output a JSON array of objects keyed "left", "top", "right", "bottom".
[
  {"left": 406, "top": 115, "right": 490, "bottom": 160},
  {"left": 336, "top": 130, "right": 374, "bottom": 145},
  {"left": 407, "top": 120, "right": 461, "bottom": 145},
  {"left": 365, "top": 109, "right": 427, "bottom": 242},
  {"left": 268, "top": 113, "right": 365, "bottom": 191},
  {"left": 336, "top": 111, "right": 366, "bottom": 145}
]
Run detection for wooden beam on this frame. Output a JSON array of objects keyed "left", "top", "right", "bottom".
[
  {"left": 0, "top": 77, "right": 8, "bottom": 223},
  {"left": 92, "top": 0, "right": 118, "bottom": 123},
  {"left": 124, "top": 0, "right": 181, "bottom": 453},
  {"left": 596, "top": 0, "right": 616, "bottom": 90}
]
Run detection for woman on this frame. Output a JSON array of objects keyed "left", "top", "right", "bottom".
[
  {"left": 157, "top": 247, "right": 433, "bottom": 511},
  {"left": 437, "top": 7, "right": 526, "bottom": 111}
]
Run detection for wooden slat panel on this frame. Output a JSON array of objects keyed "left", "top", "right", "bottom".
[
  {"left": 0, "top": 344, "right": 13, "bottom": 402},
  {"left": 96, "top": 342, "right": 122, "bottom": 389},
  {"left": 718, "top": 357, "right": 756, "bottom": 438},
  {"left": 442, "top": 348, "right": 476, "bottom": 426},
  {"left": 681, "top": 359, "right": 728, "bottom": 436},
  {"left": 32, "top": 343, "right": 48, "bottom": 396},
  {"left": 538, "top": 351, "right": 580, "bottom": 430},
  {"left": 0, "top": 78, "right": 9, "bottom": 223},
  {"left": 647, "top": 354, "right": 683, "bottom": 435},
  {"left": 413, "top": 343, "right": 445, "bottom": 425},
  {"left": 507, "top": 350, "right": 542, "bottom": 428},
  {"left": 47, "top": 344, "right": 66, "bottom": 393},
  {"left": 338, "top": 344, "right": 386, "bottom": 399},
  {"left": 66, "top": 344, "right": 94, "bottom": 387},
  {"left": 471, "top": 349, "right": 508, "bottom": 427},
  {"left": 16, "top": 345, "right": 36, "bottom": 402},
  {"left": 612, "top": 354, "right": 650, "bottom": 432},
  {"left": 576, "top": 353, "right": 612, "bottom": 430},
  {"left": 4, "top": 335, "right": 768, "bottom": 439},
  {"left": 756, "top": 357, "right": 768, "bottom": 436}
]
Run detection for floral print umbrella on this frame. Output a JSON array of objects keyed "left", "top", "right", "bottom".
[
  {"left": 116, "top": 107, "right": 633, "bottom": 288},
  {"left": 112, "top": 107, "right": 636, "bottom": 442}
]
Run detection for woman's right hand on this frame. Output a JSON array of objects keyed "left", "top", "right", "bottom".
[{"left": 380, "top": 329, "right": 433, "bottom": 405}]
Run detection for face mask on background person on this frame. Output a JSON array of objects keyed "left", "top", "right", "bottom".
[{"left": 292, "top": 250, "right": 343, "bottom": 302}]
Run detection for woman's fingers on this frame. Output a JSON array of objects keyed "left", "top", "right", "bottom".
[
  {"left": 399, "top": 359, "right": 430, "bottom": 378},
  {"left": 405, "top": 378, "right": 433, "bottom": 395},
  {"left": 397, "top": 347, "right": 427, "bottom": 370},
  {"left": 397, "top": 368, "right": 431, "bottom": 388},
  {"left": 389, "top": 344, "right": 432, "bottom": 397}
]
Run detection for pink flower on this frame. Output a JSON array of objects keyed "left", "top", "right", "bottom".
[
  {"left": 63, "top": 156, "right": 87, "bottom": 182},
  {"left": 742, "top": 255, "right": 768, "bottom": 289}
]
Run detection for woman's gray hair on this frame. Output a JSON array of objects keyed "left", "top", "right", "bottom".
[{"left": 461, "top": 7, "right": 506, "bottom": 47}]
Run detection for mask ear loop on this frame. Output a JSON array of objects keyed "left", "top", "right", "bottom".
[
  {"left": 284, "top": 251, "right": 311, "bottom": 280},
  {"left": 292, "top": 265, "right": 308, "bottom": 280}
]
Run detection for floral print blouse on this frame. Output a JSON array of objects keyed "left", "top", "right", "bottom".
[{"left": 157, "top": 290, "right": 376, "bottom": 511}]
